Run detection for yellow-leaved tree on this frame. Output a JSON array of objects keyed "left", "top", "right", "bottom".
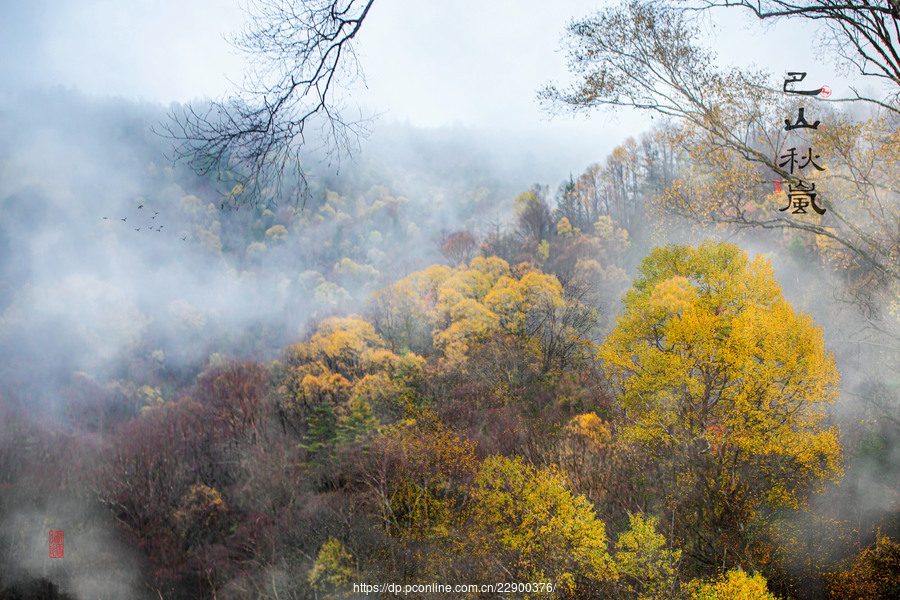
[
  {"left": 691, "top": 568, "right": 777, "bottom": 600},
  {"left": 275, "top": 316, "right": 426, "bottom": 473},
  {"left": 367, "top": 257, "right": 599, "bottom": 401},
  {"left": 469, "top": 455, "right": 616, "bottom": 596},
  {"left": 600, "top": 241, "right": 841, "bottom": 573}
]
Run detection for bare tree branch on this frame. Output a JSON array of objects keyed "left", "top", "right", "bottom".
[
  {"left": 157, "top": 0, "right": 376, "bottom": 209},
  {"left": 541, "top": 1, "right": 900, "bottom": 296},
  {"left": 684, "top": 0, "right": 900, "bottom": 111}
]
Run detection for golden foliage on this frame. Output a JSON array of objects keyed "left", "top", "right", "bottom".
[
  {"left": 276, "top": 315, "right": 420, "bottom": 430},
  {"left": 174, "top": 483, "right": 227, "bottom": 546},
  {"left": 308, "top": 537, "right": 357, "bottom": 597},
  {"left": 565, "top": 412, "right": 611, "bottom": 451},
  {"left": 600, "top": 242, "right": 842, "bottom": 570},
  {"left": 469, "top": 455, "right": 615, "bottom": 594},
  {"left": 690, "top": 569, "right": 777, "bottom": 600},
  {"left": 601, "top": 242, "right": 841, "bottom": 509},
  {"left": 557, "top": 217, "right": 576, "bottom": 237},
  {"left": 368, "top": 258, "right": 599, "bottom": 387},
  {"left": 614, "top": 513, "right": 681, "bottom": 600}
]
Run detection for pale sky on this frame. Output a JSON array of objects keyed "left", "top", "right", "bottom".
[{"left": 0, "top": 0, "right": 848, "bottom": 176}]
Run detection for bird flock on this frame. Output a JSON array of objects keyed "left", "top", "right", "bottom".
[{"left": 102, "top": 202, "right": 188, "bottom": 241}]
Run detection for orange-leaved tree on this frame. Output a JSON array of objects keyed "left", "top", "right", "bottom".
[{"left": 600, "top": 241, "right": 842, "bottom": 574}]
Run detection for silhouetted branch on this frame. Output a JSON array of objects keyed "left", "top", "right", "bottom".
[
  {"left": 158, "top": 0, "right": 376, "bottom": 208},
  {"left": 687, "top": 0, "right": 900, "bottom": 111}
]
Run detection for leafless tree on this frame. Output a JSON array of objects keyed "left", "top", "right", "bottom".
[
  {"left": 685, "top": 0, "right": 900, "bottom": 112},
  {"left": 515, "top": 184, "right": 553, "bottom": 244},
  {"left": 440, "top": 231, "right": 478, "bottom": 267},
  {"left": 159, "top": 0, "right": 376, "bottom": 208}
]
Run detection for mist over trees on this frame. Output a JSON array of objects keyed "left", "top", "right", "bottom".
[
  {"left": 162, "top": 0, "right": 377, "bottom": 208},
  {"left": 2, "top": 1, "right": 900, "bottom": 599}
]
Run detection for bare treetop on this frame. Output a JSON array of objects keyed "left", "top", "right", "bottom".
[
  {"left": 160, "top": 0, "right": 376, "bottom": 209},
  {"left": 686, "top": 0, "right": 900, "bottom": 110}
]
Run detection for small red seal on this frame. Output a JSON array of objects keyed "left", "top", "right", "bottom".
[
  {"left": 819, "top": 86, "right": 832, "bottom": 98},
  {"left": 49, "top": 531, "right": 64, "bottom": 558}
]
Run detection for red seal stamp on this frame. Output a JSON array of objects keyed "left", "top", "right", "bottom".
[{"left": 49, "top": 531, "right": 64, "bottom": 558}]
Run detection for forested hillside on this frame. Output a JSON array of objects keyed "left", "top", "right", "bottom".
[{"left": 2, "top": 2, "right": 900, "bottom": 595}]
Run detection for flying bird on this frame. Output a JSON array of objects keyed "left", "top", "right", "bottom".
[
  {"left": 121, "top": 217, "right": 127, "bottom": 222},
  {"left": 138, "top": 204, "right": 144, "bottom": 209},
  {"left": 102, "top": 216, "right": 108, "bottom": 220},
  {"left": 181, "top": 236, "right": 187, "bottom": 241},
  {"left": 154, "top": 210, "right": 160, "bottom": 215},
  {"left": 135, "top": 227, "right": 141, "bottom": 232}
]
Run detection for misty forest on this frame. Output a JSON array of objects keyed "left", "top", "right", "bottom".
[{"left": 2, "top": 1, "right": 900, "bottom": 599}]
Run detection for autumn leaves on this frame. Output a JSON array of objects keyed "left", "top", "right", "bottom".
[
  {"left": 298, "top": 242, "right": 839, "bottom": 596},
  {"left": 600, "top": 241, "right": 842, "bottom": 574},
  {"left": 90, "top": 242, "right": 841, "bottom": 597}
]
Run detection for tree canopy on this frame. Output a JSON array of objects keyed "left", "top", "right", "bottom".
[
  {"left": 543, "top": 1, "right": 900, "bottom": 316},
  {"left": 600, "top": 241, "right": 842, "bottom": 570}
]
